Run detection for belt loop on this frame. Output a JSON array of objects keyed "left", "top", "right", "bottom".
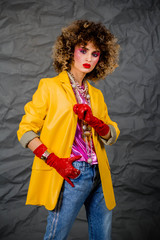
[{"left": 83, "top": 161, "right": 85, "bottom": 171}]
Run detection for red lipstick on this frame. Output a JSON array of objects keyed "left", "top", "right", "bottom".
[{"left": 83, "top": 63, "right": 91, "bottom": 68}]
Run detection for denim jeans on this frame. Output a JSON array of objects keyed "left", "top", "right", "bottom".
[{"left": 44, "top": 161, "right": 112, "bottom": 240}]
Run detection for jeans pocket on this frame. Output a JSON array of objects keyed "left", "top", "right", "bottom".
[{"left": 73, "top": 171, "right": 82, "bottom": 180}]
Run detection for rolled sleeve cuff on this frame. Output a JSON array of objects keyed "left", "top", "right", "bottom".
[
  {"left": 20, "top": 131, "right": 39, "bottom": 148},
  {"left": 100, "top": 125, "right": 117, "bottom": 146}
]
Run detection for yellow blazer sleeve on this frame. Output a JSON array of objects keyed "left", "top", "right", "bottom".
[{"left": 17, "top": 79, "right": 49, "bottom": 142}]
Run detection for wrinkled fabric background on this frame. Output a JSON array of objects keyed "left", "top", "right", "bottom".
[{"left": 0, "top": 0, "right": 160, "bottom": 239}]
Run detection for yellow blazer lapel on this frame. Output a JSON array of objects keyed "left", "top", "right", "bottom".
[
  {"left": 87, "top": 81, "right": 98, "bottom": 116},
  {"left": 58, "top": 71, "right": 77, "bottom": 105}
]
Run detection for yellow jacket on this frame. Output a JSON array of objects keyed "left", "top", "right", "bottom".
[{"left": 17, "top": 71, "right": 120, "bottom": 210}]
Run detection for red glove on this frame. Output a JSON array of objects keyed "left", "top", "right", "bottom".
[
  {"left": 73, "top": 104, "right": 110, "bottom": 136},
  {"left": 33, "top": 144, "right": 81, "bottom": 187}
]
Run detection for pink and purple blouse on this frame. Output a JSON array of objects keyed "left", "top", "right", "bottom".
[{"left": 70, "top": 82, "right": 98, "bottom": 165}]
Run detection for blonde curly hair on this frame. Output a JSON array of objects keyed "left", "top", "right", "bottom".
[{"left": 52, "top": 20, "right": 120, "bottom": 81}]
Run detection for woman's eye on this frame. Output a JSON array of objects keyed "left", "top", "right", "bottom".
[
  {"left": 79, "top": 49, "right": 86, "bottom": 54},
  {"left": 92, "top": 52, "right": 100, "bottom": 57}
]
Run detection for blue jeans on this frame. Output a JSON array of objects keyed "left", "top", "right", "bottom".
[{"left": 44, "top": 161, "right": 112, "bottom": 240}]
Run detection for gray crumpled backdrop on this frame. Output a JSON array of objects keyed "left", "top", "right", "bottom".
[{"left": 0, "top": 0, "right": 160, "bottom": 239}]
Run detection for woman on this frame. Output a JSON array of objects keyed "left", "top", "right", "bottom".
[{"left": 17, "top": 20, "right": 120, "bottom": 240}]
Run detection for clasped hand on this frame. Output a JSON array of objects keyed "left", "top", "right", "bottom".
[
  {"left": 73, "top": 104, "right": 93, "bottom": 123},
  {"left": 73, "top": 103, "right": 110, "bottom": 137}
]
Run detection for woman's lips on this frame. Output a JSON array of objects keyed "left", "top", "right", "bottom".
[{"left": 83, "top": 63, "right": 91, "bottom": 68}]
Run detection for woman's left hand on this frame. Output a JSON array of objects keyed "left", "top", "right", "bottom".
[
  {"left": 73, "top": 104, "right": 92, "bottom": 122},
  {"left": 73, "top": 104, "right": 110, "bottom": 137}
]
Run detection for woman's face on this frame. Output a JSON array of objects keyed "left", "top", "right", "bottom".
[{"left": 71, "top": 42, "right": 100, "bottom": 75}]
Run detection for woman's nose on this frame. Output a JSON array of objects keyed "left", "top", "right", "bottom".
[{"left": 85, "top": 53, "right": 92, "bottom": 62}]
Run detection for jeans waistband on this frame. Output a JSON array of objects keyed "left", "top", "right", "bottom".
[{"left": 73, "top": 160, "right": 98, "bottom": 171}]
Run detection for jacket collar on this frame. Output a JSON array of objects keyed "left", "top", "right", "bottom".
[
  {"left": 86, "top": 80, "right": 97, "bottom": 115},
  {"left": 58, "top": 70, "right": 71, "bottom": 84},
  {"left": 58, "top": 71, "right": 77, "bottom": 104}
]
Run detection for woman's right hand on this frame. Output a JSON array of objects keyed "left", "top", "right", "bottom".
[
  {"left": 46, "top": 154, "right": 81, "bottom": 187},
  {"left": 33, "top": 143, "right": 81, "bottom": 187}
]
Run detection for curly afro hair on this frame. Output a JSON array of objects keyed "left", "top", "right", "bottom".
[{"left": 52, "top": 20, "right": 120, "bottom": 81}]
